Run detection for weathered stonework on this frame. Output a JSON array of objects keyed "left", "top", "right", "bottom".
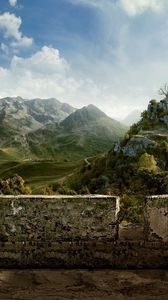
[
  {"left": 145, "top": 195, "right": 168, "bottom": 242},
  {"left": 0, "top": 195, "right": 120, "bottom": 242},
  {"left": 0, "top": 241, "right": 167, "bottom": 269},
  {"left": 0, "top": 194, "right": 168, "bottom": 268}
]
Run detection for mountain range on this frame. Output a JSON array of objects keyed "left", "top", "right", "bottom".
[{"left": 0, "top": 97, "right": 127, "bottom": 161}]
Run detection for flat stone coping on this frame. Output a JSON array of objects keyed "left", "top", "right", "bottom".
[
  {"left": 0, "top": 195, "right": 119, "bottom": 199},
  {"left": 147, "top": 195, "right": 168, "bottom": 199}
]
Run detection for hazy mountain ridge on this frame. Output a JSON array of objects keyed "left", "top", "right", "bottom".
[
  {"left": 0, "top": 96, "right": 75, "bottom": 158},
  {"left": 61, "top": 104, "right": 125, "bottom": 135},
  {"left": 27, "top": 104, "right": 127, "bottom": 160},
  {"left": 0, "top": 97, "right": 127, "bottom": 161},
  {"left": 61, "top": 104, "right": 109, "bottom": 130},
  {"left": 26, "top": 98, "right": 76, "bottom": 125},
  {"left": 0, "top": 96, "right": 75, "bottom": 132}
]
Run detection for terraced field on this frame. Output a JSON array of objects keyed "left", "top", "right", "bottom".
[{"left": 0, "top": 159, "right": 82, "bottom": 193}]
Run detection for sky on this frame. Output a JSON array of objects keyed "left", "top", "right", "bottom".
[{"left": 0, "top": 0, "right": 168, "bottom": 119}]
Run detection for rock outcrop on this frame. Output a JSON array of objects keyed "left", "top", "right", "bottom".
[{"left": 114, "top": 98, "right": 168, "bottom": 160}]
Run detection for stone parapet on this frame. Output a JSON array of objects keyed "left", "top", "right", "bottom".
[
  {"left": 145, "top": 195, "right": 168, "bottom": 242},
  {"left": 0, "top": 195, "right": 120, "bottom": 242},
  {"left": 0, "top": 194, "right": 168, "bottom": 268}
]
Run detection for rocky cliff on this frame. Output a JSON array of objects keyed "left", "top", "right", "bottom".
[{"left": 114, "top": 99, "right": 168, "bottom": 163}]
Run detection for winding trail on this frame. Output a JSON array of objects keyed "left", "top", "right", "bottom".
[{"left": 84, "top": 157, "right": 91, "bottom": 167}]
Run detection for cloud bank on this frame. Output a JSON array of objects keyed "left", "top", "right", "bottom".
[
  {"left": 0, "top": 46, "right": 101, "bottom": 111},
  {"left": 68, "top": 0, "right": 164, "bottom": 15},
  {"left": 0, "top": 44, "right": 165, "bottom": 119},
  {"left": 120, "top": 0, "right": 163, "bottom": 16},
  {"left": 0, "top": 12, "right": 33, "bottom": 50}
]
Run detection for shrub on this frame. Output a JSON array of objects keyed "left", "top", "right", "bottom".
[
  {"left": 138, "top": 153, "right": 158, "bottom": 173},
  {"left": 0, "top": 175, "right": 32, "bottom": 195}
]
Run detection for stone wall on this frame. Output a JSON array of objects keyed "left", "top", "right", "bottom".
[
  {"left": 145, "top": 195, "right": 168, "bottom": 242},
  {"left": 0, "top": 194, "right": 168, "bottom": 268},
  {"left": 0, "top": 195, "right": 119, "bottom": 242},
  {"left": 0, "top": 241, "right": 167, "bottom": 269}
]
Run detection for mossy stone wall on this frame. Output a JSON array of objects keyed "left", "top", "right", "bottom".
[
  {"left": 0, "top": 195, "right": 119, "bottom": 242},
  {"left": 145, "top": 195, "right": 168, "bottom": 241}
]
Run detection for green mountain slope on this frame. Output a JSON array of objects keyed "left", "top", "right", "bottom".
[
  {"left": 66, "top": 98, "right": 168, "bottom": 196},
  {"left": 0, "top": 97, "right": 126, "bottom": 161},
  {"left": 0, "top": 96, "right": 75, "bottom": 155},
  {"left": 27, "top": 105, "right": 127, "bottom": 160}
]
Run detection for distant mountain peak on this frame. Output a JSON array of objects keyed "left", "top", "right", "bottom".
[
  {"left": 27, "top": 104, "right": 127, "bottom": 160},
  {"left": 0, "top": 96, "right": 76, "bottom": 147},
  {"left": 84, "top": 104, "right": 107, "bottom": 115},
  {"left": 0, "top": 96, "right": 127, "bottom": 161},
  {"left": 0, "top": 96, "right": 24, "bottom": 103},
  {"left": 61, "top": 104, "right": 109, "bottom": 130},
  {"left": 86, "top": 103, "right": 101, "bottom": 109}
]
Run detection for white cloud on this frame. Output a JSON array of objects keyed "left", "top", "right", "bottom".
[
  {"left": 0, "top": 43, "right": 9, "bottom": 54},
  {"left": 0, "top": 46, "right": 100, "bottom": 110},
  {"left": 120, "top": 0, "right": 163, "bottom": 16},
  {"left": 67, "top": 0, "right": 165, "bottom": 16},
  {"left": 0, "top": 46, "right": 132, "bottom": 118},
  {"left": 9, "top": 0, "right": 17, "bottom": 7},
  {"left": 67, "top": 0, "right": 101, "bottom": 8},
  {"left": 11, "top": 46, "right": 68, "bottom": 74},
  {"left": 0, "top": 45, "right": 166, "bottom": 119},
  {"left": 67, "top": 0, "right": 112, "bottom": 10},
  {"left": 0, "top": 12, "right": 33, "bottom": 49}
]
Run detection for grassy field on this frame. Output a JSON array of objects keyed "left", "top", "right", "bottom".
[{"left": 0, "top": 159, "right": 82, "bottom": 194}]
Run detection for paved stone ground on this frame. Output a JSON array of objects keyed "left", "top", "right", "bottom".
[{"left": 0, "top": 269, "right": 168, "bottom": 300}]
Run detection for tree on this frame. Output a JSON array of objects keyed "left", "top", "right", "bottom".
[
  {"left": 0, "top": 175, "right": 32, "bottom": 195},
  {"left": 149, "top": 99, "right": 157, "bottom": 105},
  {"left": 138, "top": 153, "right": 158, "bottom": 173},
  {"left": 159, "top": 84, "right": 168, "bottom": 98}
]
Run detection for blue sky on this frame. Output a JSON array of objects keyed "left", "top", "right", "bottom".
[{"left": 0, "top": 0, "right": 168, "bottom": 119}]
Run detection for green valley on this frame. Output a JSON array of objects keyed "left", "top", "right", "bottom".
[
  {"left": 0, "top": 96, "right": 167, "bottom": 198},
  {"left": 0, "top": 159, "right": 82, "bottom": 194}
]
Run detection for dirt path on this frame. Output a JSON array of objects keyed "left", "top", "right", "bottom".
[
  {"left": 0, "top": 269, "right": 168, "bottom": 300},
  {"left": 84, "top": 157, "right": 91, "bottom": 167}
]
